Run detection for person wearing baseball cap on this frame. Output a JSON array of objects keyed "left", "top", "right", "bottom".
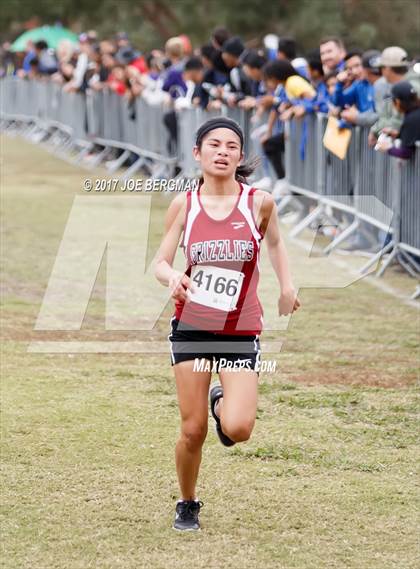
[
  {"left": 377, "top": 46, "right": 409, "bottom": 68},
  {"left": 376, "top": 80, "right": 420, "bottom": 159},
  {"left": 391, "top": 80, "right": 417, "bottom": 102},
  {"left": 390, "top": 82, "right": 420, "bottom": 158},
  {"left": 369, "top": 46, "right": 420, "bottom": 145},
  {"left": 362, "top": 50, "right": 381, "bottom": 78}
]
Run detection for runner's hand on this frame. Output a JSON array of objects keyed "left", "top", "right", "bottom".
[
  {"left": 168, "top": 271, "right": 195, "bottom": 303},
  {"left": 278, "top": 288, "right": 301, "bottom": 316}
]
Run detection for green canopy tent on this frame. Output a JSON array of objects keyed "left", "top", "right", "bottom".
[{"left": 10, "top": 25, "right": 79, "bottom": 52}]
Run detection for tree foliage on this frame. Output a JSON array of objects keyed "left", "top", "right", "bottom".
[{"left": 1, "top": 0, "right": 419, "bottom": 55}]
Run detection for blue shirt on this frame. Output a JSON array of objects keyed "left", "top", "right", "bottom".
[
  {"left": 299, "top": 81, "right": 329, "bottom": 114},
  {"left": 332, "top": 79, "right": 375, "bottom": 112},
  {"left": 251, "top": 79, "right": 266, "bottom": 98},
  {"left": 335, "top": 60, "right": 346, "bottom": 72},
  {"left": 332, "top": 79, "right": 375, "bottom": 128},
  {"left": 272, "top": 84, "right": 289, "bottom": 107},
  {"left": 272, "top": 84, "right": 288, "bottom": 134},
  {"left": 23, "top": 50, "right": 36, "bottom": 72},
  {"left": 162, "top": 62, "right": 187, "bottom": 99}
]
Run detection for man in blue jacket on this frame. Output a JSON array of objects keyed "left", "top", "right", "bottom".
[
  {"left": 332, "top": 51, "right": 375, "bottom": 128},
  {"left": 340, "top": 50, "right": 384, "bottom": 127}
]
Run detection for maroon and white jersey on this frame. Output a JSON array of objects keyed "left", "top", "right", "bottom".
[{"left": 174, "top": 182, "right": 264, "bottom": 335}]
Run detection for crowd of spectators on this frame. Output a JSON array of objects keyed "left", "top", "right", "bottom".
[
  {"left": 2, "top": 28, "right": 419, "bottom": 190},
  {"left": 1, "top": 26, "right": 420, "bottom": 254}
]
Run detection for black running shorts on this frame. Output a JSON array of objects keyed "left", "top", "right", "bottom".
[{"left": 168, "top": 317, "right": 261, "bottom": 373}]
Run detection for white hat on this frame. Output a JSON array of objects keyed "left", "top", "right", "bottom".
[{"left": 378, "top": 46, "right": 409, "bottom": 67}]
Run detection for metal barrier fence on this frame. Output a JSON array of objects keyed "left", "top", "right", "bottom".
[
  {"left": 1, "top": 77, "right": 262, "bottom": 177},
  {"left": 400, "top": 148, "right": 420, "bottom": 253},
  {"left": 285, "top": 110, "right": 419, "bottom": 280},
  {"left": 286, "top": 113, "right": 397, "bottom": 212},
  {"left": 1, "top": 76, "right": 419, "bottom": 285}
]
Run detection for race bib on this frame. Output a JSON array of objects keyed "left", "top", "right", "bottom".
[{"left": 189, "top": 265, "right": 244, "bottom": 312}]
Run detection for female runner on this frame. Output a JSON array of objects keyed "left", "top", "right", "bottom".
[{"left": 154, "top": 117, "right": 300, "bottom": 531}]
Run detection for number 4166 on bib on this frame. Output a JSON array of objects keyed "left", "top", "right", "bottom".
[{"left": 189, "top": 264, "right": 245, "bottom": 312}]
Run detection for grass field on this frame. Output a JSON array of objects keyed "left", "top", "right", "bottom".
[{"left": 1, "top": 135, "right": 419, "bottom": 569}]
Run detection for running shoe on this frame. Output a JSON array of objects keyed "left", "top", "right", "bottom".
[
  {"left": 173, "top": 499, "right": 204, "bottom": 531},
  {"left": 210, "top": 382, "right": 236, "bottom": 447}
]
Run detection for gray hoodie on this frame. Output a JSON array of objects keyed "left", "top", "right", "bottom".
[{"left": 370, "top": 68, "right": 420, "bottom": 136}]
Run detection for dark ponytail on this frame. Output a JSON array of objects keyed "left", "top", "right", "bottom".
[{"left": 234, "top": 156, "right": 260, "bottom": 183}]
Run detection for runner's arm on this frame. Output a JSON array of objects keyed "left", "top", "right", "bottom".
[
  {"left": 256, "top": 192, "right": 301, "bottom": 314},
  {"left": 153, "top": 193, "right": 194, "bottom": 302},
  {"left": 259, "top": 193, "right": 295, "bottom": 293}
]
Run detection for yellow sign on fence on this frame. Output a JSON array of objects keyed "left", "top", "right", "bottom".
[{"left": 323, "top": 116, "right": 352, "bottom": 160}]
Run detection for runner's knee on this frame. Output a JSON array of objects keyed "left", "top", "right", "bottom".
[
  {"left": 180, "top": 420, "right": 208, "bottom": 450},
  {"left": 221, "top": 419, "right": 254, "bottom": 442}
]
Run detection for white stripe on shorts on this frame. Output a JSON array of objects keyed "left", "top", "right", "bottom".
[
  {"left": 254, "top": 334, "right": 261, "bottom": 369},
  {"left": 168, "top": 316, "right": 176, "bottom": 365}
]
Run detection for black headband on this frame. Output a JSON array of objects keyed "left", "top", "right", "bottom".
[{"left": 195, "top": 118, "right": 244, "bottom": 149}]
